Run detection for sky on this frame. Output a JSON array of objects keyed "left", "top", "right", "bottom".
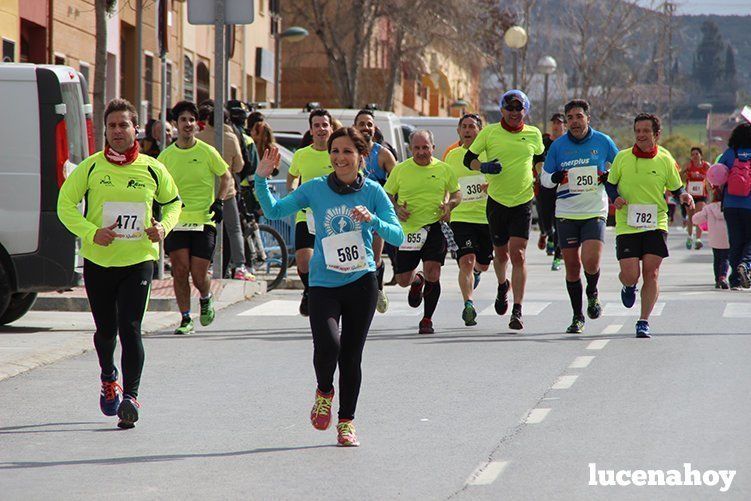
[{"left": 638, "top": 0, "right": 751, "bottom": 16}]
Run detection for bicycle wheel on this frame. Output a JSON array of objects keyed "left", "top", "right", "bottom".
[{"left": 251, "top": 224, "right": 289, "bottom": 291}]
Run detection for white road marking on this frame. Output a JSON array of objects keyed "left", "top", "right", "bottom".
[
  {"left": 586, "top": 340, "right": 610, "bottom": 350},
  {"left": 569, "top": 356, "right": 595, "bottom": 369},
  {"left": 551, "top": 375, "right": 579, "bottom": 389},
  {"left": 479, "top": 302, "right": 550, "bottom": 316},
  {"left": 601, "top": 324, "right": 623, "bottom": 335},
  {"left": 466, "top": 461, "right": 509, "bottom": 486},
  {"left": 603, "top": 302, "right": 664, "bottom": 316},
  {"left": 524, "top": 408, "right": 551, "bottom": 424},
  {"left": 238, "top": 300, "right": 300, "bottom": 316},
  {"left": 723, "top": 303, "right": 751, "bottom": 318}
]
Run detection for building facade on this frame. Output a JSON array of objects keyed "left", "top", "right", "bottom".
[{"left": 0, "top": 0, "right": 277, "bottom": 125}]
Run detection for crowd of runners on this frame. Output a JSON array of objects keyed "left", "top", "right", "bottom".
[{"left": 57, "top": 91, "right": 751, "bottom": 444}]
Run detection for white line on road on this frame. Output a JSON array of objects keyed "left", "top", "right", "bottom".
[
  {"left": 552, "top": 375, "right": 579, "bottom": 389},
  {"left": 479, "top": 302, "right": 550, "bottom": 316},
  {"left": 723, "top": 303, "right": 751, "bottom": 317},
  {"left": 569, "top": 356, "right": 595, "bottom": 369},
  {"left": 587, "top": 340, "right": 610, "bottom": 350},
  {"left": 238, "top": 300, "right": 300, "bottom": 316},
  {"left": 601, "top": 324, "right": 623, "bottom": 335},
  {"left": 524, "top": 408, "right": 551, "bottom": 424},
  {"left": 603, "top": 302, "right": 664, "bottom": 316},
  {"left": 466, "top": 461, "right": 509, "bottom": 486}
]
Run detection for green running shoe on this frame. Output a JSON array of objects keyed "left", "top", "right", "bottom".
[
  {"left": 199, "top": 295, "right": 216, "bottom": 326},
  {"left": 174, "top": 317, "right": 194, "bottom": 335}
]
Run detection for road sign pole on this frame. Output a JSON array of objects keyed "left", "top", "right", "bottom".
[{"left": 212, "top": 0, "right": 225, "bottom": 279}]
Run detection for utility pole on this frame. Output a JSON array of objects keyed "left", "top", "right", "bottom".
[{"left": 664, "top": 1, "right": 676, "bottom": 136}]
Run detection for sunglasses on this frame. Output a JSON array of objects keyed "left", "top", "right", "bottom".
[{"left": 503, "top": 103, "right": 524, "bottom": 112}]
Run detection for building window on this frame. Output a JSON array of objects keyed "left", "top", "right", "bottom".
[
  {"left": 165, "top": 60, "right": 173, "bottom": 109},
  {"left": 230, "top": 85, "right": 238, "bottom": 100},
  {"left": 196, "top": 61, "right": 210, "bottom": 105},
  {"left": 54, "top": 54, "right": 66, "bottom": 66},
  {"left": 2, "top": 38, "right": 15, "bottom": 62},
  {"left": 144, "top": 54, "right": 154, "bottom": 120},
  {"left": 79, "top": 62, "right": 90, "bottom": 92},
  {"left": 184, "top": 56, "right": 194, "bottom": 102}
]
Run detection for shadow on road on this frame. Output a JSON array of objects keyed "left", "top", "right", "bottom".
[{"left": 0, "top": 444, "right": 335, "bottom": 469}]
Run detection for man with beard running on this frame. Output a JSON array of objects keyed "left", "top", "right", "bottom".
[
  {"left": 287, "top": 109, "right": 335, "bottom": 315},
  {"left": 541, "top": 99, "right": 619, "bottom": 334},
  {"left": 354, "top": 109, "right": 397, "bottom": 312}
]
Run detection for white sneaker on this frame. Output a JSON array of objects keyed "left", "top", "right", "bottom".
[{"left": 376, "top": 289, "right": 389, "bottom": 313}]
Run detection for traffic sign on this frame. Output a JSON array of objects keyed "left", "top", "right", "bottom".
[{"left": 187, "top": 0, "right": 254, "bottom": 25}]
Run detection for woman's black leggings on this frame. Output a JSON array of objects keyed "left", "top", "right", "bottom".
[
  {"left": 84, "top": 259, "right": 153, "bottom": 398},
  {"left": 308, "top": 272, "right": 378, "bottom": 421}
]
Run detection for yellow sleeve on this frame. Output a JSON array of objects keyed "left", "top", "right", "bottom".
[
  {"left": 383, "top": 164, "right": 400, "bottom": 195},
  {"left": 609, "top": 152, "right": 624, "bottom": 184},
  {"left": 57, "top": 158, "right": 99, "bottom": 244},
  {"left": 469, "top": 128, "right": 487, "bottom": 156},
  {"left": 533, "top": 129, "right": 544, "bottom": 155},
  {"left": 207, "top": 144, "right": 230, "bottom": 177},
  {"left": 445, "top": 164, "right": 460, "bottom": 192},
  {"left": 289, "top": 149, "right": 303, "bottom": 177},
  {"left": 153, "top": 162, "right": 182, "bottom": 233},
  {"left": 666, "top": 158, "right": 683, "bottom": 192}
]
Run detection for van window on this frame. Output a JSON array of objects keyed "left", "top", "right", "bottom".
[{"left": 60, "top": 82, "right": 87, "bottom": 164}]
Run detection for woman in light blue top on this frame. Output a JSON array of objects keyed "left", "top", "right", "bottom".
[{"left": 254, "top": 127, "right": 403, "bottom": 447}]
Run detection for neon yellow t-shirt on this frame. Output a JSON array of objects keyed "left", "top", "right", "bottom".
[
  {"left": 383, "top": 157, "right": 460, "bottom": 234},
  {"left": 57, "top": 151, "right": 181, "bottom": 267},
  {"left": 288, "top": 145, "right": 333, "bottom": 223},
  {"left": 445, "top": 146, "right": 488, "bottom": 224},
  {"left": 469, "top": 123, "right": 544, "bottom": 207},
  {"left": 608, "top": 146, "right": 682, "bottom": 235},
  {"left": 158, "top": 139, "right": 228, "bottom": 227}
]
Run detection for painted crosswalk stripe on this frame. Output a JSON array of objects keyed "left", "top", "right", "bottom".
[
  {"left": 466, "top": 461, "right": 509, "bottom": 486},
  {"left": 479, "top": 301, "right": 550, "bottom": 316},
  {"left": 569, "top": 356, "right": 595, "bottom": 369},
  {"left": 552, "top": 375, "right": 578, "bottom": 389},
  {"left": 603, "top": 302, "right": 664, "bottom": 316},
  {"left": 601, "top": 324, "right": 623, "bottom": 335},
  {"left": 587, "top": 340, "right": 609, "bottom": 350},
  {"left": 723, "top": 303, "right": 751, "bottom": 318},
  {"left": 524, "top": 408, "right": 551, "bottom": 424},
  {"left": 238, "top": 300, "right": 300, "bottom": 316}
]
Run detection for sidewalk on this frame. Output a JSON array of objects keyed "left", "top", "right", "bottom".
[{"left": 0, "top": 278, "right": 265, "bottom": 382}]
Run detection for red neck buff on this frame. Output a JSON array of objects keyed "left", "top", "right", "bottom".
[
  {"left": 632, "top": 144, "right": 658, "bottom": 159},
  {"left": 104, "top": 142, "right": 140, "bottom": 166},
  {"left": 501, "top": 118, "right": 524, "bottom": 133}
]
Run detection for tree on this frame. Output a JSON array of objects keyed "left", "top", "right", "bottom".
[
  {"left": 693, "top": 20, "right": 724, "bottom": 93},
  {"left": 724, "top": 44, "right": 737, "bottom": 84},
  {"left": 286, "top": 0, "right": 380, "bottom": 108},
  {"left": 94, "top": 0, "right": 117, "bottom": 150},
  {"left": 378, "top": 0, "right": 466, "bottom": 111}
]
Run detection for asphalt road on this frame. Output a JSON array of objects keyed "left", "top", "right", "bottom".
[{"left": 0, "top": 228, "right": 749, "bottom": 500}]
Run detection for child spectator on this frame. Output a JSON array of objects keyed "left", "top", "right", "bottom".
[{"left": 692, "top": 187, "right": 730, "bottom": 288}]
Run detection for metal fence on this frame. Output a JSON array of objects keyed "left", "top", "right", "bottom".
[{"left": 263, "top": 179, "right": 296, "bottom": 255}]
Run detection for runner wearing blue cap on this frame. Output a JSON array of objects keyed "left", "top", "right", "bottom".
[{"left": 463, "top": 90, "right": 545, "bottom": 330}]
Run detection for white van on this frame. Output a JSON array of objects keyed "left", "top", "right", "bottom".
[
  {"left": 263, "top": 108, "right": 408, "bottom": 161},
  {"left": 401, "top": 116, "right": 462, "bottom": 160},
  {"left": 0, "top": 64, "right": 91, "bottom": 324}
]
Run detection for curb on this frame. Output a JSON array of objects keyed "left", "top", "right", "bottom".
[{"left": 0, "top": 280, "right": 266, "bottom": 383}]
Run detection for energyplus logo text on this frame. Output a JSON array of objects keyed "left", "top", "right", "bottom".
[{"left": 588, "top": 463, "right": 735, "bottom": 492}]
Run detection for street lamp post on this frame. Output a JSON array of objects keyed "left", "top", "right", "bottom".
[
  {"left": 698, "top": 103, "right": 713, "bottom": 156},
  {"left": 504, "top": 26, "right": 528, "bottom": 90},
  {"left": 537, "top": 56, "right": 557, "bottom": 134},
  {"left": 273, "top": 22, "right": 309, "bottom": 108}
]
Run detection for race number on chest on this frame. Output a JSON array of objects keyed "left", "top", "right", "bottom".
[
  {"left": 102, "top": 202, "right": 146, "bottom": 239},
  {"left": 399, "top": 227, "right": 429, "bottom": 251},
  {"left": 627, "top": 204, "right": 657, "bottom": 229},
  {"left": 568, "top": 166, "right": 598, "bottom": 194},
  {"left": 322, "top": 231, "right": 367, "bottom": 273},
  {"left": 459, "top": 175, "right": 487, "bottom": 202}
]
